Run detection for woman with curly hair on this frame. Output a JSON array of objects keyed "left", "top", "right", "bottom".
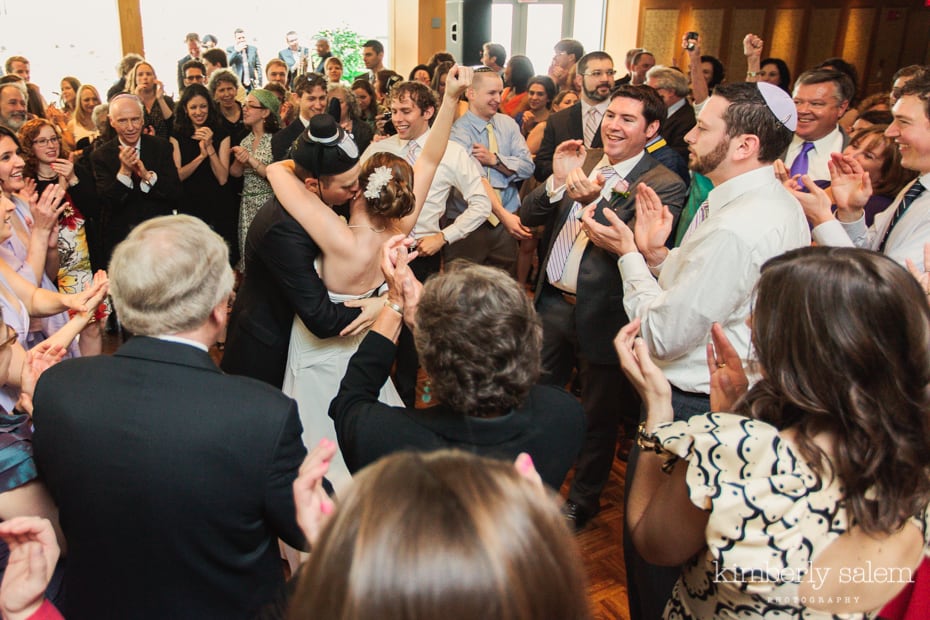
[
  {"left": 170, "top": 84, "right": 237, "bottom": 265},
  {"left": 19, "top": 119, "right": 104, "bottom": 355},
  {"left": 265, "top": 66, "right": 472, "bottom": 492},
  {"left": 618, "top": 245, "right": 930, "bottom": 618},
  {"left": 326, "top": 83, "right": 372, "bottom": 154},
  {"left": 329, "top": 251, "right": 585, "bottom": 490}
]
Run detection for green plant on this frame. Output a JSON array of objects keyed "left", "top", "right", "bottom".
[{"left": 313, "top": 25, "right": 367, "bottom": 80}]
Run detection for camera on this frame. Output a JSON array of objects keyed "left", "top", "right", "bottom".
[{"left": 686, "top": 32, "right": 699, "bottom": 51}]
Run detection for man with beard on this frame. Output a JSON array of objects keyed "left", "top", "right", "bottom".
[
  {"left": 521, "top": 84, "right": 687, "bottom": 534},
  {"left": 580, "top": 81, "right": 810, "bottom": 619},
  {"left": 535, "top": 51, "right": 615, "bottom": 181},
  {"left": 0, "top": 82, "right": 27, "bottom": 131}
]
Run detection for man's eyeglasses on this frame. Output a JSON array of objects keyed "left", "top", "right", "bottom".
[
  {"left": 584, "top": 70, "right": 617, "bottom": 79},
  {"left": 184, "top": 74, "right": 206, "bottom": 83}
]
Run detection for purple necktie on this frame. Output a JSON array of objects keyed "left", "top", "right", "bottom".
[{"left": 789, "top": 141, "right": 815, "bottom": 178}]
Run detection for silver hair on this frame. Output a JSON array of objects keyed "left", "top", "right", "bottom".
[
  {"left": 108, "top": 215, "right": 233, "bottom": 336},
  {"left": 108, "top": 93, "right": 144, "bottom": 117},
  {"left": 646, "top": 65, "right": 690, "bottom": 98}
]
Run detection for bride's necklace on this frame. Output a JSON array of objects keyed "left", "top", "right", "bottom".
[{"left": 348, "top": 224, "right": 386, "bottom": 233}]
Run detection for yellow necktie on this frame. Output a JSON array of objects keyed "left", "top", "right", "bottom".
[{"left": 485, "top": 121, "right": 501, "bottom": 226}]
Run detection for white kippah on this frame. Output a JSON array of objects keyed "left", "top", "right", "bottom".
[{"left": 757, "top": 81, "right": 797, "bottom": 132}]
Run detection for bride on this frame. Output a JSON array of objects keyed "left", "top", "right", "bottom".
[{"left": 267, "top": 65, "right": 472, "bottom": 491}]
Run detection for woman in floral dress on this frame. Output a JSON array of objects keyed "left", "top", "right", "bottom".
[
  {"left": 19, "top": 119, "right": 104, "bottom": 356},
  {"left": 230, "top": 89, "right": 279, "bottom": 270}
]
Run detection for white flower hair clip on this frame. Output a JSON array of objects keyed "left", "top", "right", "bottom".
[{"left": 364, "top": 166, "right": 393, "bottom": 200}]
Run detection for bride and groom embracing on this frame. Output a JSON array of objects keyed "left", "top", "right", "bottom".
[{"left": 223, "top": 65, "right": 474, "bottom": 491}]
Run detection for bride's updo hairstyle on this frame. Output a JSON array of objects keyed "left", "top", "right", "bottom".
[{"left": 358, "top": 152, "right": 415, "bottom": 220}]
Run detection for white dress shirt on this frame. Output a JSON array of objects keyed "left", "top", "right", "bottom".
[
  {"left": 812, "top": 172, "right": 930, "bottom": 271},
  {"left": 783, "top": 126, "right": 845, "bottom": 182},
  {"left": 360, "top": 129, "right": 491, "bottom": 242},
  {"left": 618, "top": 165, "right": 811, "bottom": 393}
]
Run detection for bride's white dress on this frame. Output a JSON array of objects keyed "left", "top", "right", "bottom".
[{"left": 281, "top": 266, "right": 403, "bottom": 494}]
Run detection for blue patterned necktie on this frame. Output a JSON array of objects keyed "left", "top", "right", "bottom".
[{"left": 879, "top": 181, "right": 925, "bottom": 251}]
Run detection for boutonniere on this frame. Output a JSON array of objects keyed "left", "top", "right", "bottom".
[{"left": 610, "top": 178, "right": 631, "bottom": 200}]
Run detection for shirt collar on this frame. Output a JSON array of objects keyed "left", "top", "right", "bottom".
[
  {"left": 594, "top": 150, "right": 646, "bottom": 180},
  {"left": 667, "top": 98, "right": 687, "bottom": 117},
  {"left": 581, "top": 99, "right": 610, "bottom": 117},
  {"left": 153, "top": 334, "right": 209, "bottom": 352},
  {"left": 463, "top": 109, "right": 497, "bottom": 132},
  {"left": 706, "top": 165, "right": 777, "bottom": 214}
]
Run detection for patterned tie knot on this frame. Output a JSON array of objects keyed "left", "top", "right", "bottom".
[{"left": 405, "top": 141, "right": 420, "bottom": 165}]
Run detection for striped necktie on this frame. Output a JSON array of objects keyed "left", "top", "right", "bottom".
[
  {"left": 404, "top": 140, "right": 420, "bottom": 165},
  {"left": 879, "top": 181, "right": 925, "bottom": 251},
  {"left": 681, "top": 200, "right": 709, "bottom": 244},
  {"left": 546, "top": 165, "right": 620, "bottom": 283},
  {"left": 584, "top": 107, "right": 601, "bottom": 148}
]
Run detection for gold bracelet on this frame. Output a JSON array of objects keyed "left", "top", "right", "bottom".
[{"left": 636, "top": 421, "right": 679, "bottom": 474}]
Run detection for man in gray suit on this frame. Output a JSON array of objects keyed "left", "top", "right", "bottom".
[{"left": 522, "top": 84, "right": 687, "bottom": 532}]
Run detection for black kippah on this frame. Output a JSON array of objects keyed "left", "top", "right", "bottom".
[{"left": 290, "top": 114, "right": 359, "bottom": 178}]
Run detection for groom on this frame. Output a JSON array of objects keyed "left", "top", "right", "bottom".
[{"left": 222, "top": 116, "right": 381, "bottom": 387}]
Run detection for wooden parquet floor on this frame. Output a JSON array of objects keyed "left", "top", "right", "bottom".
[{"left": 562, "top": 457, "right": 631, "bottom": 620}]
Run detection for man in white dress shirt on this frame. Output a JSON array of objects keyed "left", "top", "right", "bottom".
[
  {"left": 360, "top": 80, "right": 491, "bottom": 405},
  {"left": 807, "top": 72, "right": 930, "bottom": 270},
  {"left": 582, "top": 81, "right": 811, "bottom": 619},
  {"left": 783, "top": 69, "right": 853, "bottom": 182}
]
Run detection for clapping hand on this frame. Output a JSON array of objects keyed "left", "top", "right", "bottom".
[
  {"left": 381, "top": 235, "right": 423, "bottom": 328},
  {"left": 551, "top": 140, "right": 587, "bottom": 190},
  {"left": 293, "top": 439, "right": 337, "bottom": 549},
  {"left": 49, "top": 159, "right": 76, "bottom": 185},
  {"left": 16, "top": 343, "right": 66, "bottom": 415},
  {"left": 905, "top": 243, "right": 930, "bottom": 295},
  {"left": 785, "top": 174, "right": 835, "bottom": 227},
  {"left": 580, "top": 203, "right": 636, "bottom": 256},
  {"left": 705, "top": 323, "right": 749, "bottom": 412},
  {"left": 634, "top": 184, "right": 674, "bottom": 264},
  {"left": 614, "top": 318, "right": 673, "bottom": 425},
  {"left": 0, "top": 517, "right": 60, "bottom": 620},
  {"left": 827, "top": 152, "right": 872, "bottom": 214}
]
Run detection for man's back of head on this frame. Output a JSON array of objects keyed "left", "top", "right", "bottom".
[{"left": 109, "top": 215, "right": 234, "bottom": 337}]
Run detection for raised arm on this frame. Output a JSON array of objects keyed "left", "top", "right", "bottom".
[
  {"left": 684, "top": 34, "right": 709, "bottom": 106},
  {"left": 401, "top": 65, "right": 474, "bottom": 234},
  {"left": 266, "top": 159, "right": 359, "bottom": 261}
]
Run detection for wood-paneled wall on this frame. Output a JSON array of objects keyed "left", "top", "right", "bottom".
[{"left": 632, "top": 0, "right": 930, "bottom": 96}]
